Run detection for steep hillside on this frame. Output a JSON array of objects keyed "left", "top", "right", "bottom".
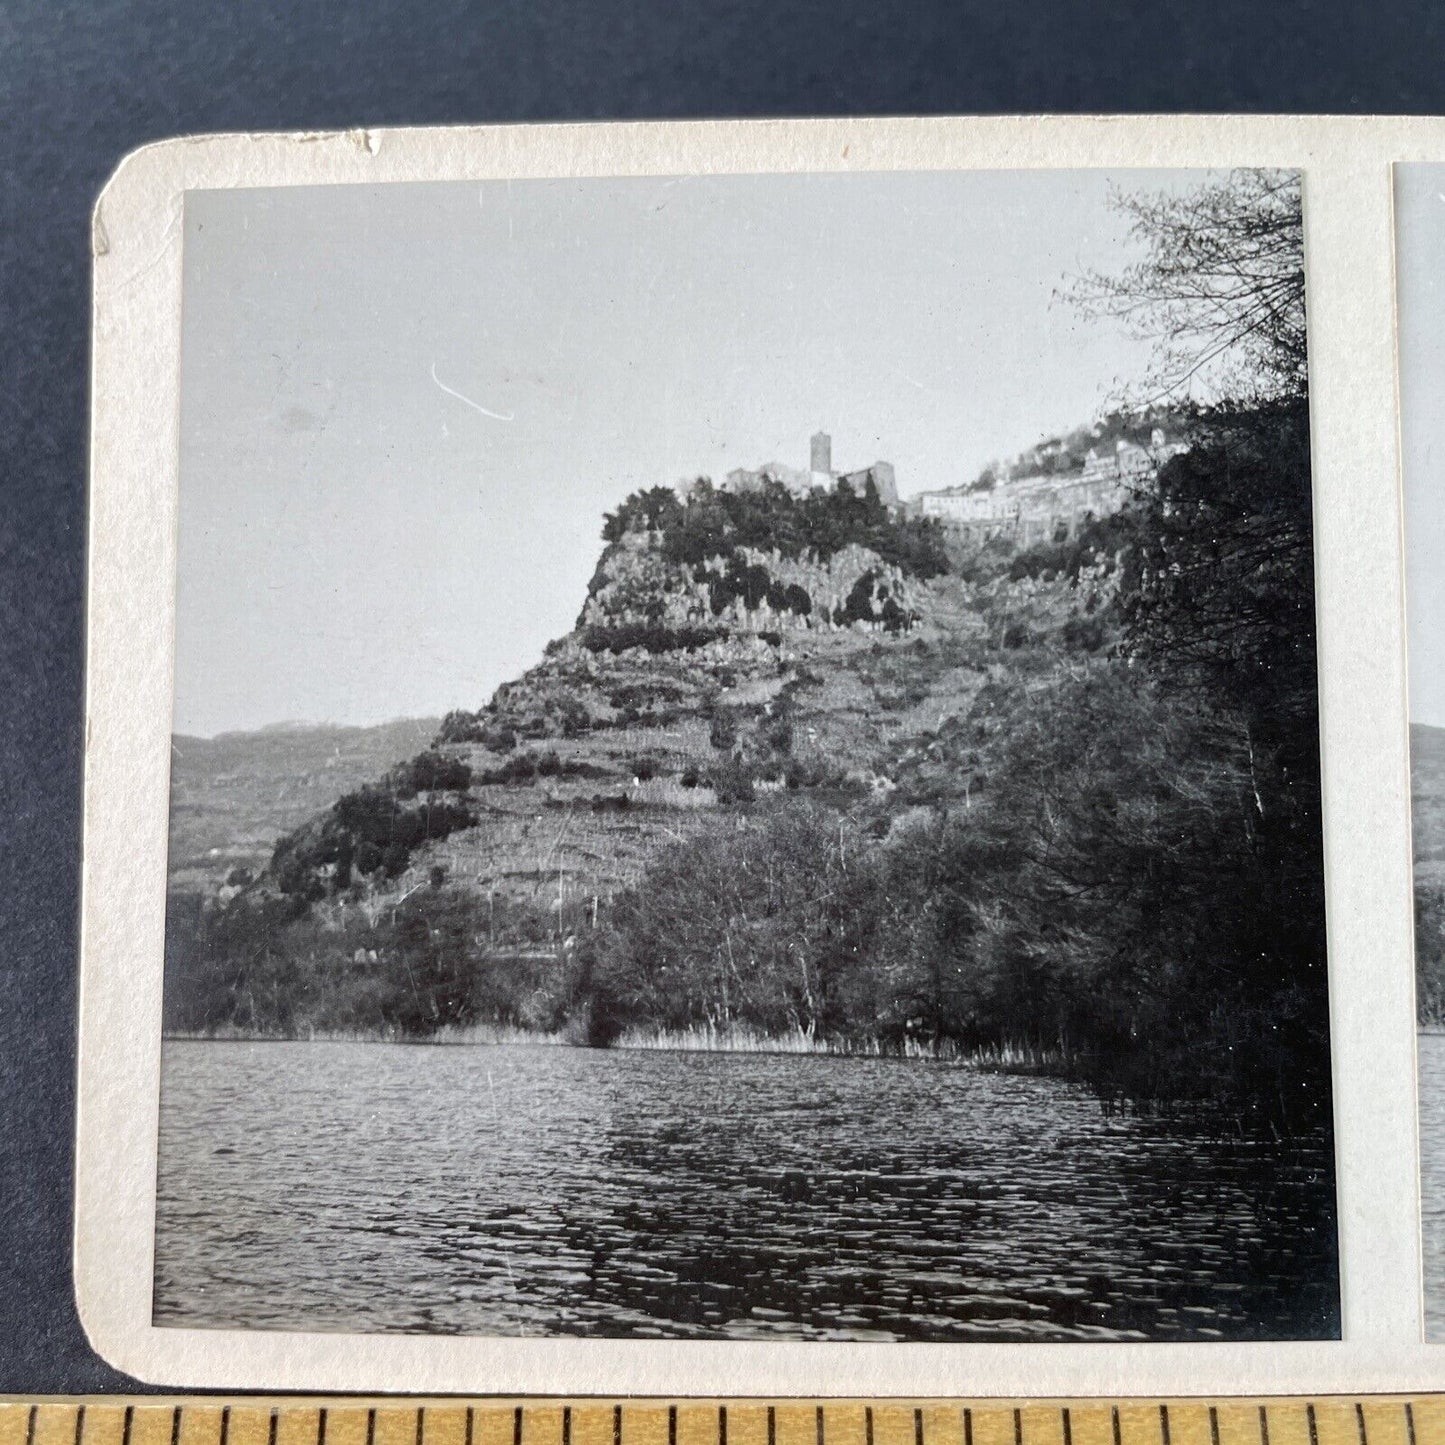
[
  {"left": 162, "top": 474, "right": 1128, "bottom": 1043},
  {"left": 166, "top": 718, "right": 440, "bottom": 891},
  {"left": 163, "top": 420, "right": 1334, "bottom": 1132},
  {"left": 237, "top": 482, "right": 1111, "bottom": 932}
]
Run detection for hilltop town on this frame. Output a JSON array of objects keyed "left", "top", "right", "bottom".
[
  {"left": 913, "top": 426, "right": 1188, "bottom": 544},
  {"left": 715, "top": 430, "right": 901, "bottom": 510},
  {"left": 705, "top": 422, "right": 1187, "bottom": 550}
]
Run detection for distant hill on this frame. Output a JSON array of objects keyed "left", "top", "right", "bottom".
[
  {"left": 166, "top": 718, "right": 439, "bottom": 889},
  {"left": 1415, "top": 724, "right": 1445, "bottom": 888}
]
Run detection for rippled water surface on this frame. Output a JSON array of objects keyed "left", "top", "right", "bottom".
[{"left": 154, "top": 1040, "right": 1338, "bottom": 1339}]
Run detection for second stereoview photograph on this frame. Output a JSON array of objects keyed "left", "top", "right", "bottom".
[
  {"left": 152, "top": 165, "right": 1337, "bottom": 1342},
  {"left": 1397, "top": 160, "right": 1445, "bottom": 1343}
]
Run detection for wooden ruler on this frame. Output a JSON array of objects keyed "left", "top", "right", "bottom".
[{"left": 0, "top": 1401, "right": 1440, "bottom": 1445}]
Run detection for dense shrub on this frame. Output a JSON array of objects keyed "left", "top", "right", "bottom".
[
  {"left": 708, "top": 757, "right": 755, "bottom": 804},
  {"left": 603, "top": 476, "right": 950, "bottom": 581},
  {"left": 832, "top": 570, "right": 915, "bottom": 632},
  {"left": 436, "top": 712, "right": 519, "bottom": 752},
  {"left": 590, "top": 792, "right": 632, "bottom": 813},
  {"left": 476, "top": 750, "right": 606, "bottom": 785},
  {"left": 581, "top": 623, "right": 727, "bottom": 655},
  {"left": 482, "top": 752, "right": 536, "bottom": 784},
  {"left": 437, "top": 709, "right": 484, "bottom": 744},
  {"left": 1061, "top": 615, "right": 1109, "bottom": 653},
  {"left": 1009, "top": 510, "right": 1131, "bottom": 583},
  {"left": 388, "top": 749, "right": 472, "bottom": 797},
  {"left": 609, "top": 681, "right": 688, "bottom": 710},
  {"left": 708, "top": 711, "right": 738, "bottom": 751},
  {"left": 763, "top": 716, "right": 793, "bottom": 753},
  {"left": 555, "top": 698, "right": 594, "bottom": 737},
  {"left": 270, "top": 785, "right": 476, "bottom": 897}
]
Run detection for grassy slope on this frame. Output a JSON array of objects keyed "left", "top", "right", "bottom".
[
  {"left": 167, "top": 718, "right": 439, "bottom": 889},
  {"left": 327, "top": 575, "right": 995, "bottom": 924},
  {"left": 1414, "top": 722, "right": 1445, "bottom": 890}
]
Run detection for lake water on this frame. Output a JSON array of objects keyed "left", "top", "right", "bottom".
[
  {"left": 154, "top": 1040, "right": 1339, "bottom": 1340},
  {"left": 1420, "top": 1033, "right": 1445, "bottom": 1339}
]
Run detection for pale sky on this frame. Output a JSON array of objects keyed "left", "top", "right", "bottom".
[
  {"left": 175, "top": 169, "right": 1208, "bottom": 737},
  {"left": 1397, "top": 166, "right": 1445, "bottom": 730}
]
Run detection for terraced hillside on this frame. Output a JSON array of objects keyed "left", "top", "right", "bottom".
[
  {"left": 165, "top": 475, "right": 1113, "bottom": 1036},
  {"left": 309, "top": 582, "right": 997, "bottom": 924}
]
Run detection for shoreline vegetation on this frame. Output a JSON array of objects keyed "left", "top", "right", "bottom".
[
  {"left": 163, "top": 172, "right": 1333, "bottom": 1137},
  {"left": 162, "top": 1020, "right": 1060, "bottom": 1070}
]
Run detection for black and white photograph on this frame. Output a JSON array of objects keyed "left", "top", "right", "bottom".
[
  {"left": 150, "top": 163, "right": 1337, "bottom": 1344},
  {"left": 1396, "top": 161, "right": 1445, "bottom": 1342}
]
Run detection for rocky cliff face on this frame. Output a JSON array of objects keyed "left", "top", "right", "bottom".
[
  {"left": 579, "top": 529, "right": 926, "bottom": 637},
  {"left": 195, "top": 484, "right": 984, "bottom": 925}
]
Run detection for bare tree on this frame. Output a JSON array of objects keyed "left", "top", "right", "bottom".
[{"left": 1070, "top": 169, "right": 1307, "bottom": 402}]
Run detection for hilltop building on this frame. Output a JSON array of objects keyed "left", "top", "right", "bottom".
[
  {"left": 914, "top": 429, "right": 1186, "bottom": 544},
  {"left": 723, "top": 432, "right": 901, "bottom": 510}
]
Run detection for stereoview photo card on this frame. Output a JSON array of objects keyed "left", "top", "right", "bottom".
[{"left": 77, "top": 118, "right": 1430, "bottom": 1393}]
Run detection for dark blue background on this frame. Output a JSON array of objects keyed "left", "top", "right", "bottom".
[{"left": 3, "top": 0, "right": 1442, "bottom": 1394}]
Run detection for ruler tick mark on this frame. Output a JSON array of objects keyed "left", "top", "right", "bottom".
[
  {"left": 1209, "top": 1411, "right": 1220, "bottom": 1445},
  {"left": 864, "top": 1409, "right": 872, "bottom": 1445},
  {"left": 1259, "top": 1406, "right": 1271, "bottom": 1445},
  {"left": 1406, "top": 1405, "right": 1417, "bottom": 1445},
  {"left": 562, "top": 1410, "right": 570, "bottom": 1445},
  {"left": 817, "top": 1408, "right": 825, "bottom": 1445},
  {"left": 172, "top": 1407, "right": 182, "bottom": 1445},
  {"left": 122, "top": 1407, "right": 134, "bottom": 1445},
  {"left": 917, "top": 1410, "right": 925, "bottom": 1445},
  {"left": 770, "top": 1409, "right": 778, "bottom": 1445},
  {"left": 613, "top": 1407, "right": 622, "bottom": 1445},
  {"left": 270, "top": 1411, "right": 280, "bottom": 1445},
  {"left": 720, "top": 1406, "right": 728, "bottom": 1445},
  {"left": 1160, "top": 1406, "right": 1171, "bottom": 1445},
  {"left": 366, "top": 1410, "right": 376, "bottom": 1445},
  {"left": 1355, "top": 1406, "right": 1367, "bottom": 1445},
  {"left": 319, "top": 1410, "right": 328, "bottom": 1445},
  {"left": 963, "top": 1409, "right": 973, "bottom": 1445},
  {"left": 465, "top": 1411, "right": 474, "bottom": 1445},
  {"left": 418, "top": 1410, "right": 427, "bottom": 1445},
  {"left": 25, "top": 1405, "right": 36, "bottom": 1445},
  {"left": 1062, "top": 1409, "right": 1072, "bottom": 1445},
  {"left": 668, "top": 1408, "right": 676, "bottom": 1445},
  {"left": 1014, "top": 1409, "right": 1023, "bottom": 1445},
  {"left": 221, "top": 1408, "right": 232, "bottom": 1445},
  {"left": 1112, "top": 1407, "right": 1121, "bottom": 1445},
  {"left": 1307, "top": 1406, "right": 1318, "bottom": 1445},
  {"left": 75, "top": 1407, "right": 86, "bottom": 1445},
  {"left": 514, "top": 1407, "right": 524, "bottom": 1445}
]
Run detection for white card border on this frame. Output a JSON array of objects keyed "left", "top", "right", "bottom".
[{"left": 75, "top": 113, "right": 1433, "bottom": 1392}]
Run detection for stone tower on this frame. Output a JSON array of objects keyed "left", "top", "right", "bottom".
[{"left": 810, "top": 430, "right": 832, "bottom": 479}]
